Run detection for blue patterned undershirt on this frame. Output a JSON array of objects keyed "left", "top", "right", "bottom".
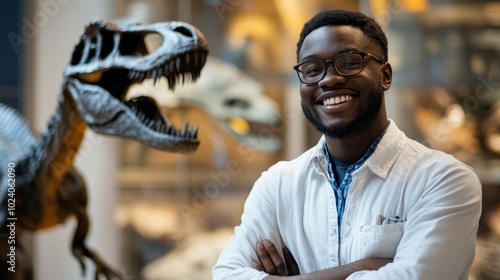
[{"left": 323, "top": 123, "right": 389, "bottom": 236}]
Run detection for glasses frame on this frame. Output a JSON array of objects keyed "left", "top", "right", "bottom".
[{"left": 293, "top": 51, "right": 385, "bottom": 85}]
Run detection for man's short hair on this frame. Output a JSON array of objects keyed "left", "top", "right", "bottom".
[{"left": 297, "top": 9, "right": 388, "bottom": 62}]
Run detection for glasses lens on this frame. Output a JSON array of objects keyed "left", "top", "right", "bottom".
[
  {"left": 297, "top": 60, "right": 325, "bottom": 84},
  {"left": 295, "top": 53, "right": 367, "bottom": 84},
  {"left": 334, "top": 53, "right": 364, "bottom": 76}
]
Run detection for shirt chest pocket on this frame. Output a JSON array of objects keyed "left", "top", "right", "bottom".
[{"left": 356, "top": 223, "right": 404, "bottom": 259}]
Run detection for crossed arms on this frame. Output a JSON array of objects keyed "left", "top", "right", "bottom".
[
  {"left": 255, "top": 240, "right": 392, "bottom": 280},
  {"left": 213, "top": 157, "right": 482, "bottom": 280}
]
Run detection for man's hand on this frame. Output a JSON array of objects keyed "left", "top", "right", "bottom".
[
  {"left": 254, "top": 240, "right": 392, "bottom": 280},
  {"left": 255, "top": 240, "right": 300, "bottom": 276}
]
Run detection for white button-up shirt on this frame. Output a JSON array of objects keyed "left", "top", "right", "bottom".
[{"left": 213, "top": 120, "right": 482, "bottom": 280}]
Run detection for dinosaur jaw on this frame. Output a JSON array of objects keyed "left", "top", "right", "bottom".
[
  {"left": 67, "top": 48, "right": 207, "bottom": 154},
  {"left": 64, "top": 20, "right": 208, "bottom": 154}
]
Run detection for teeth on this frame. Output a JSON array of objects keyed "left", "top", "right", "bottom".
[
  {"left": 130, "top": 107, "right": 197, "bottom": 139},
  {"left": 323, "top": 95, "right": 353, "bottom": 106},
  {"left": 194, "top": 52, "right": 199, "bottom": 66},
  {"left": 169, "top": 60, "right": 175, "bottom": 72},
  {"left": 125, "top": 50, "right": 205, "bottom": 139},
  {"left": 155, "top": 121, "right": 162, "bottom": 131},
  {"left": 153, "top": 67, "right": 163, "bottom": 85},
  {"left": 200, "top": 52, "right": 206, "bottom": 67},
  {"left": 139, "top": 115, "right": 182, "bottom": 137},
  {"left": 176, "top": 57, "right": 181, "bottom": 72},
  {"left": 147, "top": 118, "right": 155, "bottom": 128},
  {"left": 128, "top": 70, "right": 138, "bottom": 80},
  {"left": 190, "top": 126, "right": 199, "bottom": 139}
]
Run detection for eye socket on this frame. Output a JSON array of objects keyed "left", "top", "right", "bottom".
[
  {"left": 119, "top": 33, "right": 144, "bottom": 56},
  {"left": 99, "top": 29, "right": 114, "bottom": 59},
  {"left": 173, "top": 26, "right": 193, "bottom": 37},
  {"left": 224, "top": 98, "right": 250, "bottom": 109}
]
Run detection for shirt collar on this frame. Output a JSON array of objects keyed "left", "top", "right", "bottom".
[
  {"left": 307, "top": 120, "right": 405, "bottom": 179},
  {"left": 363, "top": 120, "right": 406, "bottom": 179}
]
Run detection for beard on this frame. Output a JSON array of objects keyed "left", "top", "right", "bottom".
[{"left": 301, "top": 87, "right": 384, "bottom": 139}]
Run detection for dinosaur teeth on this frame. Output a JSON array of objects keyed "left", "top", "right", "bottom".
[
  {"left": 176, "top": 57, "right": 181, "bottom": 72},
  {"left": 167, "top": 74, "right": 177, "bottom": 90},
  {"left": 144, "top": 119, "right": 197, "bottom": 139},
  {"left": 163, "top": 62, "right": 170, "bottom": 74},
  {"left": 190, "top": 126, "right": 199, "bottom": 139},
  {"left": 139, "top": 72, "right": 146, "bottom": 81},
  {"left": 160, "top": 54, "right": 200, "bottom": 90},
  {"left": 200, "top": 52, "right": 207, "bottom": 68},
  {"left": 152, "top": 68, "right": 160, "bottom": 85},
  {"left": 169, "top": 59, "right": 175, "bottom": 73},
  {"left": 155, "top": 121, "right": 162, "bottom": 131},
  {"left": 146, "top": 118, "right": 155, "bottom": 128},
  {"left": 182, "top": 123, "right": 189, "bottom": 137},
  {"left": 129, "top": 105, "right": 137, "bottom": 114},
  {"left": 194, "top": 51, "right": 199, "bottom": 67},
  {"left": 136, "top": 112, "right": 144, "bottom": 121},
  {"left": 130, "top": 70, "right": 139, "bottom": 80},
  {"left": 128, "top": 70, "right": 150, "bottom": 81}
]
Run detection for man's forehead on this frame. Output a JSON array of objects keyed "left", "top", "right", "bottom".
[{"left": 299, "top": 25, "right": 372, "bottom": 58}]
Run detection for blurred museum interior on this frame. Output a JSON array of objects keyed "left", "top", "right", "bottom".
[{"left": 0, "top": 0, "right": 499, "bottom": 279}]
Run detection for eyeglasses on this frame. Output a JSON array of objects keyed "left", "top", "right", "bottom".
[{"left": 293, "top": 51, "right": 385, "bottom": 85}]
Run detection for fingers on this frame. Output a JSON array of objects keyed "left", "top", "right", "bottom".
[
  {"left": 254, "top": 261, "right": 264, "bottom": 271},
  {"left": 283, "top": 247, "right": 300, "bottom": 275},
  {"left": 256, "top": 242, "right": 274, "bottom": 274},
  {"left": 256, "top": 240, "right": 287, "bottom": 275},
  {"left": 263, "top": 240, "right": 287, "bottom": 275}
]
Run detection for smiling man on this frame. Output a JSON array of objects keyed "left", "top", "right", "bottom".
[{"left": 213, "top": 9, "right": 482, "bottom": 280}]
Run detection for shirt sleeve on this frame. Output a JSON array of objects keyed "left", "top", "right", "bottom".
[
  {"left": 213, "top": 168, "right": 283, "bottom": 280},
  {"left": 347, "top": 158, "right": 482, "bottom": 280}
]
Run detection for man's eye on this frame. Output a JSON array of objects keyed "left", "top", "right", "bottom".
[
  {"left": 304, "top": 65, "right": 323, "bottom": 75},
  {"left": 343, "top": 61, "right": 362, "bottom": 68}
]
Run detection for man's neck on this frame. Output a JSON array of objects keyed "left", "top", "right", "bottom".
[{"left": 325, "top": 119, "right": 389, "bottom": 165}]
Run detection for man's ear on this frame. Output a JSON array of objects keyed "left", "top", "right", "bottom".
[{"left": 381, "top": 63, "right": 392, "bottom": 91}]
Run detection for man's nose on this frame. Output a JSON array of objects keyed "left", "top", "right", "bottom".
[{"left": 317, "top": 64, "right": 345, "bottom": 87}]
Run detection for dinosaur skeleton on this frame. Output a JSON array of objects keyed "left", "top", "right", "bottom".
[
  {"left": 0, "top": 19, "right": 208, "bottom": 279},
  {"left": 128, "top": 56, "right": 282, "bottom": 153}
]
